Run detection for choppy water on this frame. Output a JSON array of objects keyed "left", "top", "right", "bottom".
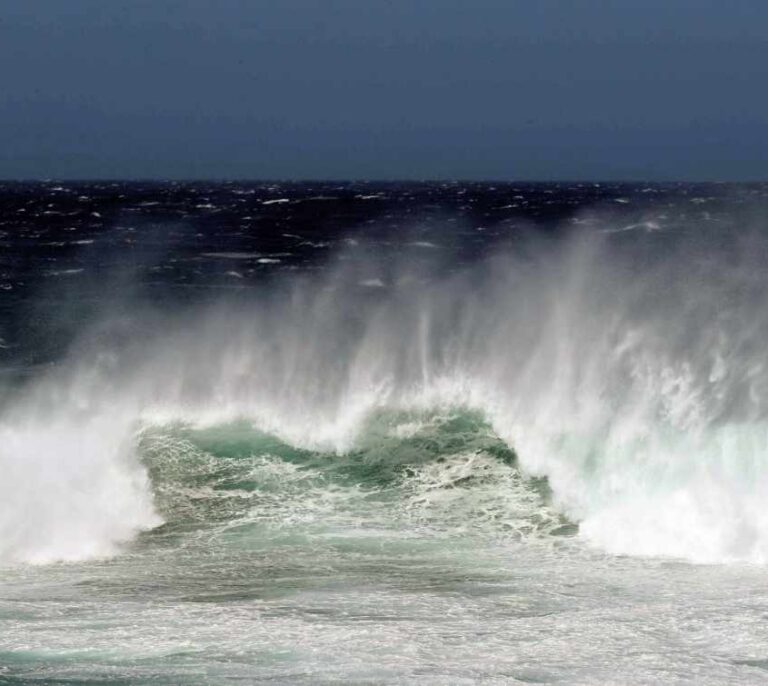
[{"left": 2, "top": 182, "right": 768, "bottom": 684}]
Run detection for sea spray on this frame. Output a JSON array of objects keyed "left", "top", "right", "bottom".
[
  {"left": 0, "top": 408, "right": 158, "bottom": 564},
  {"left": 3, "top": 215, "right": 768, "bottom": 564}
]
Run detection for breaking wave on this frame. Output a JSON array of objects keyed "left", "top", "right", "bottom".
[
  {"left": 138, "top": 410, "right": 568, "bottom": 546},
  {"left": 3, "top": 218, "right": 768, "bottom": 565}
]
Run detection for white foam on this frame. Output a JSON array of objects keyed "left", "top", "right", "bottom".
[
  {"left": 9, "top": 221, "right": 768, "bottom": 565},
  {"left": 201, "top": 252, "right": 260, "bottom": 259},
  {"left": 0, "top": 407, "right": 159, "bottom": 564}
]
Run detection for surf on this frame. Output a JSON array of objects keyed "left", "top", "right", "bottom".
[{"left": 3, "top": 216, "right": 768, "bottom": 565}]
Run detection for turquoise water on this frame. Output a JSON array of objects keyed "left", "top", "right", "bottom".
[
  {"left": 5, "top": 206, "right": 768, "bottom": 683},
  {"left": 2, "top": 410, "right": 768, "bottom": 684}
]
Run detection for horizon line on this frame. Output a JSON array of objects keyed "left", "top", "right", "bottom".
[{"left": 1, "top": 177, "right": 766, "bottom": 185}]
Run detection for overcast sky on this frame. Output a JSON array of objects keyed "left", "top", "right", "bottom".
[{"left": 1, "top": 0, "right": 766, "bottom": 180}]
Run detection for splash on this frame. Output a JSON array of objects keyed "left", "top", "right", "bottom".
[
  {"left": 0, "top": 409, "right": 158, "bottom": 564},
  {"left": 3, "top": 216, "right": 768, "bottom": 564}
]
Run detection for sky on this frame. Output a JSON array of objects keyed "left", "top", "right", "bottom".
[{"left": 1, "top": 0, "right": 766, "bottom": 181}]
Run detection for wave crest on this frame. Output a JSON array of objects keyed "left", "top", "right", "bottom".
[{"left": 5, "top": 221, "right": 768, "bottom": 564}]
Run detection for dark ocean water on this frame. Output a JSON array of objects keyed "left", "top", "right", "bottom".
[
  {"left": 2, "top": 180, "right": 762, "bottom": 371},
  {"left": 2, "top": 181, "right": 768, "bottom": 684}
]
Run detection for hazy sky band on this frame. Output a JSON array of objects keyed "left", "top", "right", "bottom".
[{"left": 1, "top": 0, "right": 766, "bottom": 180}]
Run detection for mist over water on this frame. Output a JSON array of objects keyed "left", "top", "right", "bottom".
[
  {"left": 3, "top": 182, "right": 768, "bottom": 683},
  {"left": 4, "top": 209, "right": 768, "bottom": 564}
]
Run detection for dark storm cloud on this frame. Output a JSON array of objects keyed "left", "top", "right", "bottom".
[{"left": 1, "top": 0, "right": 766, "bottom": 180}]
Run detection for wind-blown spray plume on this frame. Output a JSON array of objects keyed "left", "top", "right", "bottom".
[{"left": 3, "top": 218, "right": 768, "bottom": 564}]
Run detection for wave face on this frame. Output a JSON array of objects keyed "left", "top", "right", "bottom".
[
  {"left": 3, "top": 192, "right": 768, "bottom": 565},
  {"left": 138, "top": 410, "right": 567, "bottom": 545}
]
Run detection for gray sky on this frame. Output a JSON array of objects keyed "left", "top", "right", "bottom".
[{"left": 1, "top": 0, "right": 766, "bottom": 180}]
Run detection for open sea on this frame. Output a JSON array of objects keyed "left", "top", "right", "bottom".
[{"left": 2, "top": 181, "right": 768, "bottom": 684}]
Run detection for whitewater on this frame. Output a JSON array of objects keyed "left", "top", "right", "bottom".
[{"left": 2, "top": 181, "right": 768, "bottom": 684}]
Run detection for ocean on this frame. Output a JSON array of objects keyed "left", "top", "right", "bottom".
[{"left": 2, "top": 181, "right": 768, "bottom": 684}]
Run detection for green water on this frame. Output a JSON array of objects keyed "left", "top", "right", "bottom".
[{"left": 2, "top": 409, "right": 766, "bottom": 684}]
